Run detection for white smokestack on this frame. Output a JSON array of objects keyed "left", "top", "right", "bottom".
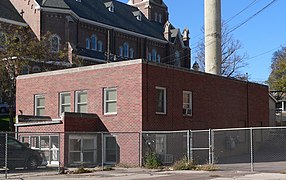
[{"left": 204, "top": 0, "right": 222, "bottom": 75}]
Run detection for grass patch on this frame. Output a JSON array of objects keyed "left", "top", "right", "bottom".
[{"left": 171, "top": 157, "right": 218, "bottom": 171}]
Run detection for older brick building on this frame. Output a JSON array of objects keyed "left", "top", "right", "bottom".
[
  {"left": 15, "top": 59, "right": 269, "bottom": 166},
  {"left": 6, "top": 0, "right": 191, "bottom": 67}
]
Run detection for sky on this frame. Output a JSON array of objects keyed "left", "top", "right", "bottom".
[{"left": 120, "top": 0, "right": 286, "bottom": 83}]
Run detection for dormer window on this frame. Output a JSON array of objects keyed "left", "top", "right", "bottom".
[
  {"left": 133, "top": 11, "right": 142, "bottom": 21},
  {"left": 105, "top": 2, "right": 114, "bottom": 12},
  {"left": 137, "top": 14, "right": 142, "bottom": 21},
  {"left": 76, "top": 0, "right": 81, "bottom": 2}
]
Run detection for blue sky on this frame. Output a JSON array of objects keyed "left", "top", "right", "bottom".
[{"left": 120, "top": 0, "right": 286, "bottom": 83}]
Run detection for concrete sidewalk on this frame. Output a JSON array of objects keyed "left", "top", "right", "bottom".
[{"left": 2, "top": 168, "right": 286, "bottom": 180}]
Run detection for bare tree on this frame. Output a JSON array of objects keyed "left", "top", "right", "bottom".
[{"left": 195, "top": 23, "right": 248, "bottom": 79}]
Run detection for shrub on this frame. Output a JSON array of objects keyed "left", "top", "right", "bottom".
[
  {"left": 73, "top": 167, "right": 93, "bottom": 174},
  {"left": 172, "top": 156, "right": 195, "bottom": 170},
  {"left": 144, "top": 152, "right": 162, "bottom": 169}
]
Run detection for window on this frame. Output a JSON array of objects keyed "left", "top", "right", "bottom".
[
  {"left": 277, "top": 101, "right": 286, "bottom": 111},
  {"left": 32, "top": 66, "right": 41, "bottom": 73},
  {"left": 21, "top": 66, "right": 29, "bottom": 75},
  {"left": 91, "top": 35, "right": 97, "bottom": 50},
  {"left": 50, "top": 35, "right": 60, "bottom": 52},
  {"left": 104, "top": 88, "right": 117, "bottom": 115},
  {"left": 86, "top": 38, "right": 90, "bottom": 49},
  {"left": 158, "top": 14, "right": 162, "bottom": 23},
  {"left": 123, "top": 43, "right": 129, "bottom": 58},
  {"left": 157, "top": 54, "right": 161, "bottom": 63},
  {"left": 175, "top": 51, "right": 180, "bottom": 67},
  {"left": 104, "top": 135, "right": 117, "bottom": 164},
  {"left": 97, "top": 41, "right": 103, "bottom": 52},
  {"left": 129, "top": 48, "right": 134, "bottom": 59},
  {"left": 156, "top": 87, "right": 166, "bottom": 114},
  {"left": 152, "top": 49, "right": 157, "bottom": 62},
  {"left": 60, "top": 92, "right": 71, "bottom": 115},
  {"left": 137, "top": 14, "right": 142, "bottom": 21},
  {"left": 35, "top": 95, "right": 45, "bottom": 116},
  {"left": 0, "top": 32, "right": 6, "bottom": 47},
  {"left": 183, "top": 91, "right": 192, "bottom": 116},
  {"left": 69, "top": 135, "right": 97, "bottom": 164},
  {"left": 75, "top": 91, "right": 87, "bottom": 113},
  {"left": 155, "top": 12, "right": 158, "bottom": 22},
  {"left": 148, "top": 53, "right": 152, "bottom": 61},
  {"left": 108, "top": 4, "right": 114, "bottom": 12},
  {"left": 119, "top": 46, "right": 123, "bottom": 57}
]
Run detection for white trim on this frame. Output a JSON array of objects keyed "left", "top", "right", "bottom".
[
  {"left": 104, "top": 88, "right": 117, "bottom": 115},
  {"left": 15, "top": 120, "right": 61, "bottom": 127},
  {"left": 40, "top": 8, "right": 168, "bottom": 44},
  {"left": 0, "top": 18, "right": 27, "bottom": 27},
  {"left": 155, "top": 86, "right": 167, "bottom": 115},
  {"left": 183, "top": 91, "right": 192, "bottom": 116},
  {"left": 59, "top": 92, "right": 71, "bottom": 116},
  {"left": 35, "top": 94, "right": 45, "bottom": 116},
  {"left": 75, "top": 90, "right": 88, "bottom": 113}
]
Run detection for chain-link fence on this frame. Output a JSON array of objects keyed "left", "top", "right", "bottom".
[
  {"left": 2, "top": 127, "right": 286, "bottom": 178},
  {"left": 191, "top": 127, "right": 286, "bottom": 172},
  {"left": 142, "top": 131, "right": 189, "bottom": 166}
]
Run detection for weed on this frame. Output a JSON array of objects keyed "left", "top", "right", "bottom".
[{"left": 144, "top": 152, "right": 162, "bottom": 169}]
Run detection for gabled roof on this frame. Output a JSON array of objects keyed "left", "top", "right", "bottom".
[
  {"left": 36, "top": 0, "right": 165, "bottom": 40},
  {"left": 0, "top": 0, "right": 26, "bottom": 26}
]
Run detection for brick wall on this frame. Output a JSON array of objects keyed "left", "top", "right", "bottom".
[
  {"left": 142, "top": 63, "right": 269, "bottom": 130},
  {"left": 16, "top": 61, "right": 144, "bottom": 133}
]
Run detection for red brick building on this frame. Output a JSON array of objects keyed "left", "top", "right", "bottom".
[{"left": 15, "top": 59, "right": 269, "bottom": 167}]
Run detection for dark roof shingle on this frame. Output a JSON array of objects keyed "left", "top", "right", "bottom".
[{"left": 0, "top": 0, "right": 26, "bottom": 24}]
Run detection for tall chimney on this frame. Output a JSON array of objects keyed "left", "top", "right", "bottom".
[{"left": 204, "top": 0, "right": 222, "bottom": 75}]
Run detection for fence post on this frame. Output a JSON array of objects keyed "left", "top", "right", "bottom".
[
  {"left": 5, "top": 133, "right": 8, "bottom": 179},
  {"left": 187, "top": 130, "right": 190, "bottom": 163},
  {"left": 208, "top": 129, "right": 212, "bottom": 164},
  {"left": 211, "top": 129, "right": 215, "bottom": 165},
  {"left": 139, "top": 132, "right": 142, "bottom": 167},
  {"left": 189, "top": 130, "right": 193, "bottom": 163},
  {"left": 250, "top": 128, "right": 254, "bottom": 172},
  {"left": 101, "top": 132, "right": 104, "bottom": 171}
]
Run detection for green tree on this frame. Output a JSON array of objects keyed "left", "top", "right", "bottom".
[
  {"left": 0, "top": 24, "right": 78, "bottom": 131},
  {"left": 195, "top": 23, "right": 248, "bottom": 79},
  {"left": 268, "top": 46, "right": 286, "bottom": 94}
]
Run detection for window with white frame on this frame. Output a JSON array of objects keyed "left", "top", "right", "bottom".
[
  {"left": 137, "top": 13, "right": 142, "bottom": 21},
  {"left": 104, "top": 88, "right": 117, "bottom": 115},
  {"left": 50, "top": 34, "right": 60, "bottom": 52},
  {"left": 277, "top": 101, "right": 286, "bottom": 111},
  {"left": 156, "top": 87, "right": 166, "bottom": 114},
  {"left": 75, "top": 91, "right": 87, "bottom": 113},
  {"left": 35, "top": 95, "right": 45, "bottom": 116},
  {"left": 183, "top": 91, "right": 192, "bottom": 116},
  {"left": 60, "top": 92, "right": 71, "bottom": 115},
  {"left": 108, "top": 4, "right": 114, "bottom": 12},
  {"left": 91, "top": 35, "right": 97, "bottom": 50}
]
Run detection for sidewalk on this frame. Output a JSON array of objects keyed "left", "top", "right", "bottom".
[{"left": 2, "top": 168, "right": 286, "bottom": 180}]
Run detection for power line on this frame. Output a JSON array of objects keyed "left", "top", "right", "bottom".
[{"left": 228, "top": 0, "right": 278, "bottom": 33}]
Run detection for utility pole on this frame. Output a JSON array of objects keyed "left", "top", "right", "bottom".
[{"left": 204, "top": 0, "right": 222, "bottom": 75}]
